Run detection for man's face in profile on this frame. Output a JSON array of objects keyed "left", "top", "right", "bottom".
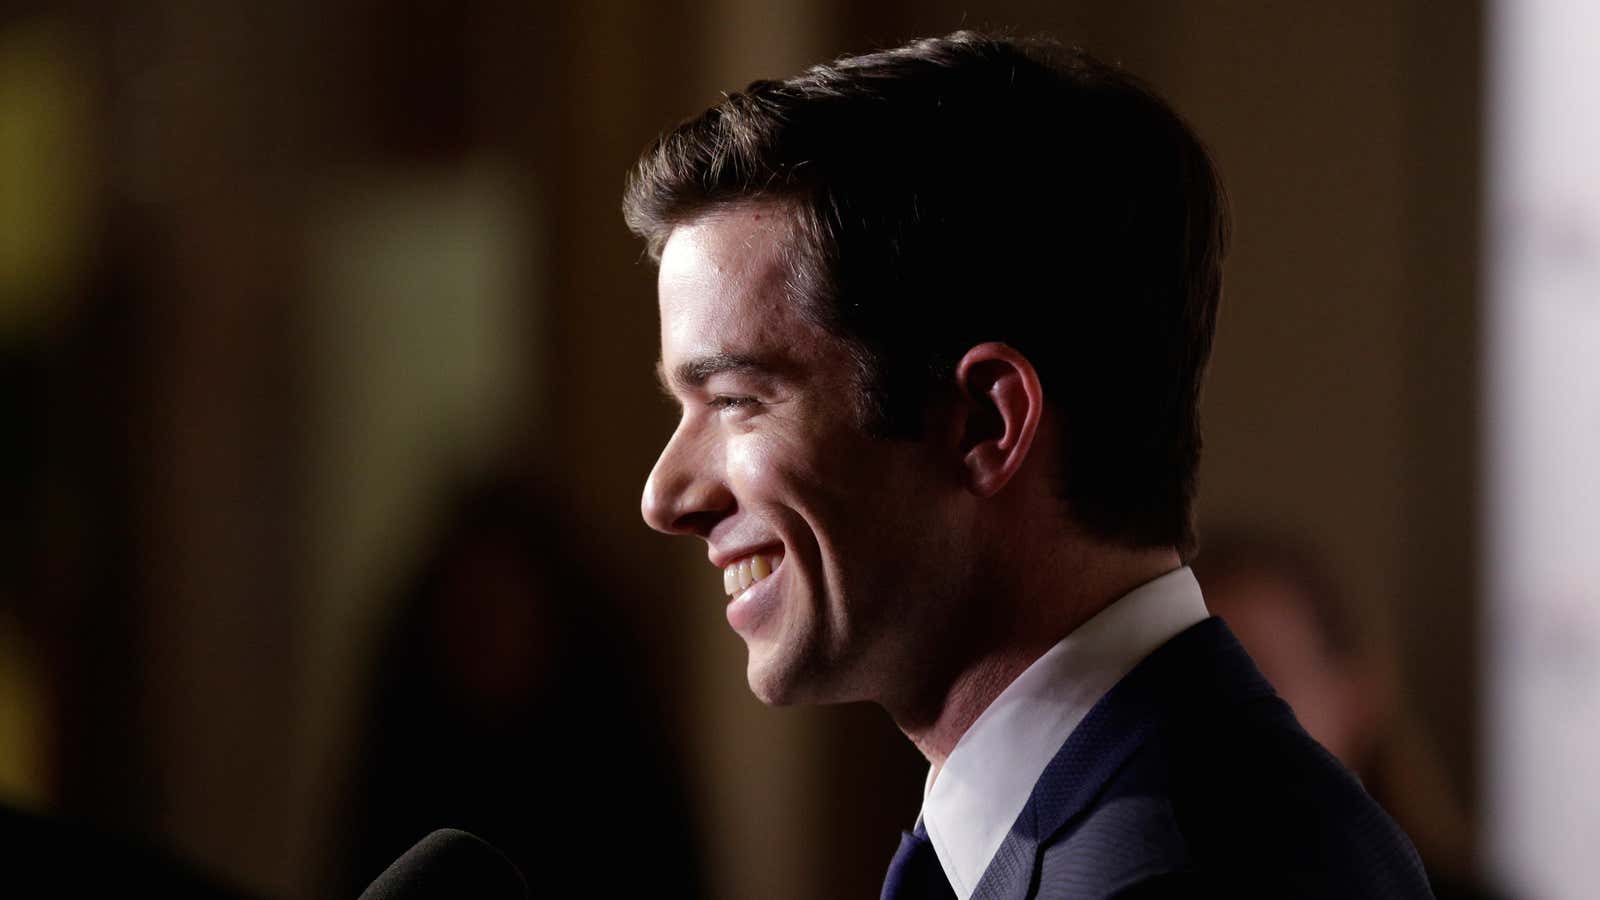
[{"left": 642, "top": 204, "right": 961, "bottom": 707}]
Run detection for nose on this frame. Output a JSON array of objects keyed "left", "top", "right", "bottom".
[{"left": 641, "top": 421, "right": 734, "bottom": 537}]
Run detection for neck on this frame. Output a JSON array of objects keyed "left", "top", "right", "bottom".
[{"left": 890, "top": 543, "right": 1182, "bottom": 776}]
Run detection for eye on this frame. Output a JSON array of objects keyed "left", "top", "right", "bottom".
[{"left": 707, "top": 395, "right": 759, "bottom": 411}]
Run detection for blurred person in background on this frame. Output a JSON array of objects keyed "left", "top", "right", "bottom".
[
  {"left": 329, "top": 476, "right": 705, "bottom": 899},
  {"left": 1, "top": 214, "right": 257, "bottom": 897},
  {"left": 630, "top": 31, "right": 1432, "bottom": 900},
  {"left": 1193, "top": 530, "right": 1504, "bottom": 900}
]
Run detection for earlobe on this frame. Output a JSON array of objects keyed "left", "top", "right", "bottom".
[{"left": 955, "top": 343, "right": 1045, "bottom": 498}]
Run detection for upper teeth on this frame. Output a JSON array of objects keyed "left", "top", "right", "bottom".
[{"left": 724, "top": 553, "right": 779, "bottom": 596}]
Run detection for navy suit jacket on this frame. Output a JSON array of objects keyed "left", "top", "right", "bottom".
[{"left": 962, "top": 617, "right": 1435, "bottom": 900}]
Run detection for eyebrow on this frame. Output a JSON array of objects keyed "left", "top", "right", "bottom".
[{"left": 655, "top": 352, "right": 787, "bottom": 395}]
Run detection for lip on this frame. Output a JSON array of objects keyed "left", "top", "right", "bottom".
[
  {"left": 708, "top": 542, "right": 784, "bottom": 570},
  {"left": 724, "top": 553, "right": 785, "bottom": 636}
]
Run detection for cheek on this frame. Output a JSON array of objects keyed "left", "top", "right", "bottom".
[
  {"left": 725, "top": 433, "right": 779, "bottom": 495},
  {"left": 726, "top": 420, "right": 826, "bottom": 491},
  {"left": 724, "top": 426, "right": 859, "bottom": 531}
]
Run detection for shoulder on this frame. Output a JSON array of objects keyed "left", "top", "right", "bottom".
[{"left": 1035, "top": 695, "right": 1435, "bottom": 900}]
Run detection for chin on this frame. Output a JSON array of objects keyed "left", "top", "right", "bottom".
[
  {"left": 743, "top": 637, "right": 831, "bottom": 706},
  {"left": 744, "top": 645, "right": 863, "bottom": 708},
  {"left": 745, "top": 656, "right": 805, "bottom": 707}
]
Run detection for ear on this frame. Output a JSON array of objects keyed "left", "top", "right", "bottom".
[{"left": 953, "top": 342, "right": 1045, "bottom": 498}]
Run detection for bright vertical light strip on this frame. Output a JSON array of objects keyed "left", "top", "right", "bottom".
[{"left": 1486, "top": 1, "right": 1600, "bottom": 897}]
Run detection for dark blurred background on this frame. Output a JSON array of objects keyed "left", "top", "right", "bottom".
[{"left": 1, "top": 0, "right": 1554, "bottom": 897}]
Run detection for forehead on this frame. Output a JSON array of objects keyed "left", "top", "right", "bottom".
[{"left": 656, "top": 205, "right": 819, "bottom": 363}]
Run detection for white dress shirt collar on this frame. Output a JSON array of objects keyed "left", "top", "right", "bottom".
[{"left": 918, "top": 566, "right": 1209, "bottom": 900}]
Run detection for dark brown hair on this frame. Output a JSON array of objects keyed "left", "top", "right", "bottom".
[{"left": 624, "top": 31, "right": 1229, "bottom": 558}]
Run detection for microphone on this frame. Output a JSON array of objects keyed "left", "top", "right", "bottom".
[{"left": 357, "top": 829, "right": 528, "bottom": 899}]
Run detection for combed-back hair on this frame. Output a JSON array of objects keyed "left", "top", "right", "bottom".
[{"left": 623, "top": 30, "right": 1229, "bottom": 558}]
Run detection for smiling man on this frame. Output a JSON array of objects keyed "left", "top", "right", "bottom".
[{"left": 626, "top": 32, "right": 1433, "bottom": 900}]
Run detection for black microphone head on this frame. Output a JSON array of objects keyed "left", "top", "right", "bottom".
[{"left": 357, "top": 829, "right": 528, "bottom": 900}]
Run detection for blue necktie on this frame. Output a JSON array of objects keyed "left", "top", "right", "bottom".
[{"left": 880, "top": 821, "right": 956, "bottom": 900}]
